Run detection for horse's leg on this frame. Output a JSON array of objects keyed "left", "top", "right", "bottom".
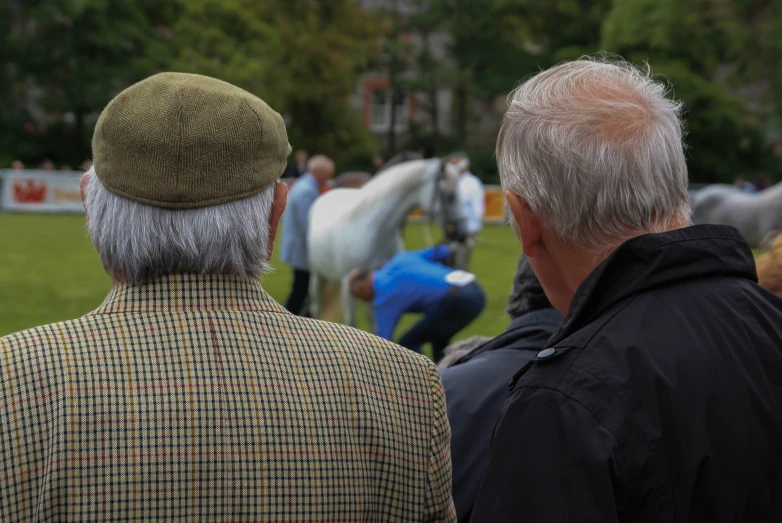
[
  {"left": 341, "top": 276, "right": 358, "bottom": 328},
  {"left": 308, "top": 272, "right": 321, "bottom": 319},
  {"left": 396, "top": 230, "right": 405, "bottom": 252},
  {"left": 364, "top": 299, "right": 376, "bottom": 334},
  {"left": 321, "top": 281, "right": 343, "bottom": 323}
]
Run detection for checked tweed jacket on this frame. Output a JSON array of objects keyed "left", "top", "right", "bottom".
[{"left": 1, "top": 274, "right": 456, "bottom": 522}]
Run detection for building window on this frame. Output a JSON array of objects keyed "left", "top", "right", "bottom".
[
  {"left": 371, "top": 89, "right": 388, "bottom": 129},
  {"left": 369, "top": 88, "right": 409, "bottom": 132}
]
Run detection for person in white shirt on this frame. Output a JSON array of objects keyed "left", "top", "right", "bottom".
[{"left": 450, "top": 152, "right": 485, "bottom": 269}]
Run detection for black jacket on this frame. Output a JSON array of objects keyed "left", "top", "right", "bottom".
[
  {"left": 472, "top": 225, "right": 782, "bottom": 522},
  {"left": 441, "top": 308, "right": 562, "bottom": 521}
]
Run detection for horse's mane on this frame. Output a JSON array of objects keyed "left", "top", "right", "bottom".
[
  {"left": 349, "top": 159, "right": 436, "bottom": 214},
  {"left": 757, "top": 180, "right": 782, "bottom": 202},
  {"left": 377, "top": 151, "right": 424, "bottom": 173}
]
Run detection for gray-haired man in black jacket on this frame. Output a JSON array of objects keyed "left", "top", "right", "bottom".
[{"left": 472, "top": 58, "right": 782, "bottom": 522}]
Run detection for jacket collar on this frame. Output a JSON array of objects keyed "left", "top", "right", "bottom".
[
  {"left": 88, "top": 273, "right": 287, "bottom": 316},
  {"left": 549, "top": 225, "right": 756, "bottom": 346},
  {"left": 456, "top": 308, "right": 562, "bottom": 365},
  {"left": 505, "top": 309, "right": 563, "bottom": 341}
]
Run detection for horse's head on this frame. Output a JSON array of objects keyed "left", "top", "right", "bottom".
[{"left": 418, "top": 159, "right": 463, "bottom": 233}]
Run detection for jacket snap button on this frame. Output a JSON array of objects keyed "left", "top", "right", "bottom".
[{"left": 537, "top": 348, "right": 556, "bottom": 359}]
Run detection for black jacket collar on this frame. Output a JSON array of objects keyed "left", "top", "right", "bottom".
[
  {"left": 456, "top": 308, "right": 562, "bottom": 365},
  {"left": 549, "top": 225, "right": 756, "bottom": 346}
]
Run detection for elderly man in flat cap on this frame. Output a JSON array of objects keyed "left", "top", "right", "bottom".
[{"left": 0, "top": 73, "right": 456, "bottom": 522}]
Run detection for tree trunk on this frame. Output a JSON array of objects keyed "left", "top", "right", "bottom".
[
  {"left": 430, "top": 87, "right": 439, "bottom": 155},
  {"left": 386, "top": 0, "right": 402, "bottom": 154},
  {"left": 388, "top": 86, "right": 397, "bottom": 154},
  {"left": 75, "top": 105, "right": 85, "bottom": 139},
  {"left": 423, "top": 31, "right": 439, "bottom": 155},
  {"left": 455, "top": 79, "right": 468, "bottom": 144},
  {"left": 75, "top": 102, "right": 88, "bottom": 162}
]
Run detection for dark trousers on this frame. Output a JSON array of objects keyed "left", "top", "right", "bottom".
[
  {"left": 399, "top": 283, "right": 486, "bottom": 362},
  {"left": 285, "top": 269, "right": 310, "bottom": 315}
]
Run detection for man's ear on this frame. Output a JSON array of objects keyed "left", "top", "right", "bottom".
[
  {"left": 267, "top": 181, "right": 288, "bottom": 261},
  {"left": 506, "top": 191, "right": 543, "bottom": 258}
]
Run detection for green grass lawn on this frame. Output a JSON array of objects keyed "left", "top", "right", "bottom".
[{"left": 0, "top": 213, "right": 522, "bottom": 353}]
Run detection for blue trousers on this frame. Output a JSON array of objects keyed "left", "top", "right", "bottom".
[{"left": 399, "top": 283, "right": 486, "bottom": 362}]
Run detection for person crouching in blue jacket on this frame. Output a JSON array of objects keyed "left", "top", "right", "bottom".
[{"left": 348, "top": 245, "right": 485, "bottom": 362}]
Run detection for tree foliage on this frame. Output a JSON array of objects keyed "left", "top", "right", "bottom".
[
  {"left": 401, "top": 0, "right": 611, "bottom": 152},
  {"left": 1, "top": 0, "right": 379, "bottom": 168},
  {"left": 603, "top": 0, "right": 770, "bottom": 182},
  {"left": 171, "top": 0, "right": 381, "bottom": 160},
  {"left": 256, "top": 0, "right": 380, "bottom": 160},
  {"left": 1, "top": 0, "right": 176, "bottom": 165},
  {"left": 1, "top": 0, "right": 780, "bottom": 181},
  {"left": 403, "top": 0, "right": 777, "bottom": 182}
]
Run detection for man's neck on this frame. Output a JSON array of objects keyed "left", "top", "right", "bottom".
[
  {"left": 308, "top": 172, "right": 323, "bottom": 187},
  {"left": 552, "top": 246, "right": 607, "bottom": 314},
  {"left": 551, "top": 217, "right": 692, "bottom": 313}
]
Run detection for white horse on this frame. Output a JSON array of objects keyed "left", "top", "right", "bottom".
[
  {"left": 307, "top": 158, "right": 463, "bottom": 326},
  {"left": 691, "top": 182, "right": 782, "bottom": 247}
]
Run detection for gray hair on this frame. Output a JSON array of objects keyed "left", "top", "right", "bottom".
[
  {"left": 307, "top": 154, "right": 334, "bottom": 174},
  {"left": 84, "top": 168, "right": 275, "bottom": 285},
  {"left": 448, "top": 151, "right": 470, "bottom": 172},
  {"left": 498, "top": 58, "right": 690, "bottom": 248}
]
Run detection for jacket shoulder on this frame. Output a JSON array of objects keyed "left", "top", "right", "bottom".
[
  {"left": 444, "top": 347, "right": 536, "bottom": 394},
  {"left": 1, "top": 317, "right": 99, "bottom": 390},
  {"left": 290, "top": 178, "right": 318, "bottom": 199},
  {"left": 1, "top": 316, "right": 95, "bottom": 353},
  {"left": 338, "top": 322, "right": 438, "bottom": 369},
  {"left": 278, "top": 314, "right": 439, "bottom": 378}
]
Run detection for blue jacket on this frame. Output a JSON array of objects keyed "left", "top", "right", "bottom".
[
  {"left": 280, "top": 174, "right": 319, "bottom": 270},
  {"left": 440, "top": 308, "right": 562, "bottom": 522},
  {"left": 373, "top": 246, "right": 475, "bottom": 340}
]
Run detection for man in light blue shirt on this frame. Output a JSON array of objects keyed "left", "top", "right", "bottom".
[
  {"left": 457, "top": 172, "right": 485, "bottom": 236},
  {"left": 450, "top": 152, "right": 484, "bottom": 270},
  {"left": 280, "top": 155, "right": 334, "bottom": 314},
  {"left": 348, "top": 245, "right": 485, "bottom": 361}
]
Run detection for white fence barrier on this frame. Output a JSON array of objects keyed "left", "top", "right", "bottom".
[
  {"left": 0, "top": 169, "right": 84, "bottom": 213},
  {"left": 0, "top": 171, "right": 509, "bottom": 222}
]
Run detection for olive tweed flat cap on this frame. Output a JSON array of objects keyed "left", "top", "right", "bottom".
[{"left": 92, "top": 72, "right": 291, "bottom": 209}]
